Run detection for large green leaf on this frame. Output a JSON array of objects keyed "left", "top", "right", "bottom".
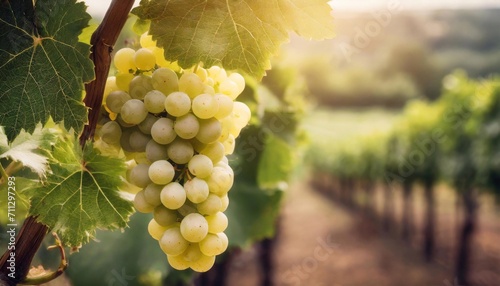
[
  {"left": 132, "top": 0, "right": 334, "bottom": 78},
  {"left": 65, "top": 213, "right": 171, "bottom": 286},
  {"left": 28, "top": 134, "right": 133, "bottom": 247},
  {"left": 0, "top": 0, "right": 94, "bottom": 142},
  {"left": 257, "top": 133, "right": 294, "bottom": 189},
  {"left": 226, "top": 182, "right": 283, "bottom": 247}
]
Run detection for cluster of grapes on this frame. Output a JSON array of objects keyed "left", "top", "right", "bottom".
[{"left": 97, "top": 34, "right": 250, "bottom": 272}]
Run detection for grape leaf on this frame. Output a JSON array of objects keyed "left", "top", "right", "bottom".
[
  {"left": 226, "top": 182, "right": 283, "bottom": 247},
  {"left": 257, "top": 133, "right": 294, "bottom": 189},
  {"left": 0, "top": 125, "right": 55, "bottom": 177},
  {"left": 132, "top": 0, "right": 334, "bottom": 78},
  {"left": 65, "top": 213, "right": 171, "bottom": 286},
  {"left": 28, "top": 134, "right": 133, "bottom": 247},
  {"left": 0, "top": 0, "right": 94, "bottom": 142},
  {"left": 227, "top": 126, "right": 285, "bottom": 247}
]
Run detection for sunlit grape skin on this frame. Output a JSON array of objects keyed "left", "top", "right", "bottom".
[
  {"left": 192, "top": 93, "right": 218, "bottom": 119},
  {"left": 160, "top": 226, "right": 189, "bottom": 256},
  {"left": 188, "top": 154, "right": 213, "bottom": 179},
  {"left": 196, "top": 118, "right": 222, "bottom": 144},
  {"left": 148, "top": 219, "right": 167, "bottom": 240},
  {"left": 134, "top": 48, "right": 156, "bottom": 70},
  {"left": 161, "top": 182, "right": 187, "bottom": 210},
  {"left": 120, "top": 99, "right": 148, "bottom": 125},
  {"left": 144, "top": 90, "right": 166, "bottom": 113},
  {"left": 109, "top": 47, "right": 251, "bottom": 272},
  {"left": 205, "top": 212, "right": 228, "bottom": 233},
  {"left": 197, "top": 194, "right": 222, "bottom": 215},
  {"left": 179, "top": 72, "right": 204, "bottom": 98},
  {"left": 190, "top": 254, "right": 216, "bottom": 273},
  {"left": 113, "top": 48, "right": 136, "bottom": 73},
  {"left": 199, "top": 233, "right": 225, "bottom": 256},
  {"left": 151, "top": 118, "right": 176, "bottom": 145},
  {"left": 153, "top": 68, "right": 178, "bottom": 95},
  {"left": 165, "top": 91, "right": 191, "bottom": 117},
  {"left": 180, "top": 213, "right": 209, "bottom": 242},
  {"left": 184, "top": 177, "right": 209, "bottom": 203},
  {"left": 149, "top": 160, "right": 175, "bottom": 185},
  {"left": 174, "top": 113, "right": 200, "bottom": 139}
]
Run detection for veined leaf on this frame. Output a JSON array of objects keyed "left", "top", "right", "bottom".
[
  {"left": 132, "top": 0, "right": 334, "bottom": 78},
  {"left": 226, "top": 182, "right": 283, "bottom": 247},
  {"left": 0, "top": 125, "right": 55, "bottom": 177},
  {"left": 257, "top": 133, "right": 295, "bottom": 189},
  {"left": 78, "top": 21, "right": 99, "bottom": 45},
  {"left": 28, "top": 134, "right": 133, "bottom": 247},
  {"left": 0, "top": 0, "right": 94, "bottom": 142}
]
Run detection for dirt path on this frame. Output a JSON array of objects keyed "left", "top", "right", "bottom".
[{"left": 227, "top": 180, "right": 451, "bottom": 286}]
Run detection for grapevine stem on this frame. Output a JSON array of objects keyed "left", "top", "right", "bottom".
[
  {"left": 21, "top": 233, "right": 67, "bottom": 285},
  {"left": 79, "top": 0, "right": 135, "bottom": 147},
  {"left": 4, "top": 161, "right": 23, "bottom": 177},
  {"left": 0, "top": 163, "right": 8, "bottom": 185}
]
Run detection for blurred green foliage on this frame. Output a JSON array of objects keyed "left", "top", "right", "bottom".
[{"left": 308, "top": 71, "right": 500, "bottom": 196}]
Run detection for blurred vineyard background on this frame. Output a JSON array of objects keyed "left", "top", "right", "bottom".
[{"left": 14, "top": 3, "right": 500, "bottom": 286}]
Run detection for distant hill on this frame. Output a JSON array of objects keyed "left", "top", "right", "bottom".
[{"left": 277, "top": 9, "right": 500, "bottom": 108}]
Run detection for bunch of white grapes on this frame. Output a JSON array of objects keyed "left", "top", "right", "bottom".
[{"left": 97, "top": 33, "right": 251, "bottom": 272}]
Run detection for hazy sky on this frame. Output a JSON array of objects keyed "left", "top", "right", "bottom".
[
  {"left": 83, "top": 0, "right": 500, "bottom": 16},
  {"left": 83, "top": 0, "right": 140, "bottom": 16},
  {"left": 333, "top": 0, "right": 500, "bottom": 10}
]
